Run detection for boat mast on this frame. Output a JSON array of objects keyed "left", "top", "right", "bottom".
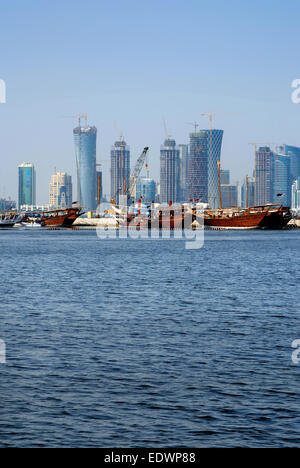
[{"left": 217, "top": 160, "right": 222, "bottom": 209}]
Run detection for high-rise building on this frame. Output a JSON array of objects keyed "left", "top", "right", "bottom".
[
  {"left": 187, "top": 131, "right": 208, "bottom": 203},
  {"left": 96, "top": 170, "right": 103, "bottom": 206},
  {"left": 255, "top": 147, "right": 273, "bottom": 205},
  {"left": 220, "top": 169, "right": 238, "bottom": 208},
  {"left": 111, "top": 138, "right": 130, "bottom": 204},
  {"left": 219, "top": 169, "right": 238, "bottom": 208},
  {"left": 292, "top": 177, "right": 300, "bottom": 213},
  {"left": 187, "top": 130, "right": 223, "bottom": 208},
  {"left": 18, "top": 163, "right": 36, "bottom": 209},
  {"left": 221, "top": 184, "right": 238, "bottom": 208},
  {"left": 74, "top": 121, "right": 97, "bottom": 212},
  {"left": 49, "top": 172, "right": 72, "bottom": 209},
  {"left": 255, "top": 147, "right": 292, "bottom": 207},
  {"left": 160, "top": 138, "right": 180, "bottom": 204},
  {"left": 207, "top": 130, "right": 224, "bottom": 209},
  {"left": 178, "top": 144, "right": 189, "bottom": 201},
  {"left": 136, "top": 177, "right": 156, "bottom": 203},
  {"left": 220, "top": 169, "right": 230, "bottom": 185},
  {"left": 272, "top": 153, "right": 291, "bottom": 207},
  {"left": 280, "top": 145, "right": 300, "bottom": 184}
]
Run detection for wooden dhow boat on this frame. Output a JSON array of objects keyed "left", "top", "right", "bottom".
[{"left": 41, "top": 207, "right": 85, "bottom": 227}]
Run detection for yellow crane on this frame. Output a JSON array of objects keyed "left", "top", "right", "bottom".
[{"left": 62, "top": 113, "right": 88, "bottom": 127}]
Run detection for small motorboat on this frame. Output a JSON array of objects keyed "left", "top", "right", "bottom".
[
  {"left": 0, "top": 214, "right": 19, "bottom": 229},
  {"left": 21, "top": 221, "right": 44, "bottom": 228},
  {"left": 19, "top": 213, "right": 45, "bottom": 228}
]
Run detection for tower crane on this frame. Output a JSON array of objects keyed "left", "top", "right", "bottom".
[
  {"left": 127, "top": 147, "right": 149, "bottom": 202},
  {"left": 163, "top": 119, "right": 172, "bottom": 140},
  {"left": 62, "top": 113, "right": 88, "bottom": 127},
  {"left": 114, "top": 121, "right": 124, "bottom": 142},
  {"left": 187, "top": 122, "right": 200, "bottom": 133},
  {"left": 113, "top": 147, "right": 149, "bottom": 205},
  {"left": 200, "top": 112, "right": 240, "bottom": 129}
]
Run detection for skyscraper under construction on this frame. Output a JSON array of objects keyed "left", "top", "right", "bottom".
[
  {"left": 111, "top": 138, "right": 130, "bottom": 204},
  {"left": 187, "top": 129, "right": 223, "bottom": 208},
  {"left": 160, "top": 138, "right": 180, "bottom": 204}
]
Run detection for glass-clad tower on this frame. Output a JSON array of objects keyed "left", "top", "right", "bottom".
[
  {"left": 187, "top": 131, "right": 208, "bottom": 203},
  {"left": 280, "top": 145, "right": 300, "bottom": 184},
  {"left": 207, "top": 130, "right": 224, "bottom": 209},
  {"left": 74, "top": 123, "right": 97, "bottom": 212},
  {"left": 187, "top": 129, "right": 223, "bottom": 208},
  {"left": 18, "top": 163, "right": 36, "bottom": 209},
  {"left": 272, "top": 153, "right": 291, "bottom": 207}
]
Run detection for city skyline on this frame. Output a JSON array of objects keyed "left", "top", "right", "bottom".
[
  {"left": 3, "top": 118, "right": 300, "bottom": 206},
  {"left": 4, "top": 130, "right": 300, "bottom": 210},
  {"left": 1, "top": 0, "right": 300, "bottom": 203}
]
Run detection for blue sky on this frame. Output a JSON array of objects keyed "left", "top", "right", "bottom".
[{"left": 1, "top": 0, "right": 300, "bottom": 202}]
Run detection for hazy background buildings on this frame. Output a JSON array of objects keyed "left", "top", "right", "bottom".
[
  {"left": 220, "top": 170, "right": 238, "bottom": 208},
  {"left": 241, "top": 176, "right": 255, "bottom": 208},
  {"left": 0, "top": 198, "right": 16, "bottom": 211},
  {"left": 136, "top": 177, "right": 156, "bottom": 203},
  {"left": 254, "top": 145, "right": 300, "bottom": 208}
]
